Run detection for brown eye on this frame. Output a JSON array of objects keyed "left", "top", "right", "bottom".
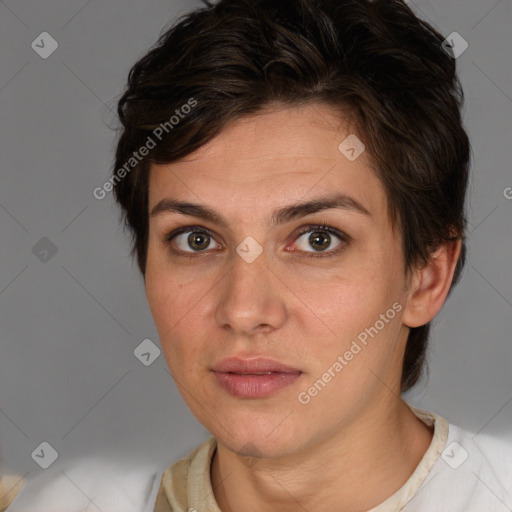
[
  {"left": 292, "top": 225, "right": 350, "bottom": 259},
  {"left": 308, "top": 231, "right": 332, "bottom": 251},
  {"left": 166, "top": 228, "right": 220, "bottom": 253},
  {"left": 295, "top": 229, "right": 341, "bottom": 253},
  {"left": 187, "top": 232, "right": 211, "bottom": 251}
]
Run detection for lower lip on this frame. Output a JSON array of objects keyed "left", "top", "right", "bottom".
[{"left": 212, "top": 371, "right": 302, "bottom": 398}]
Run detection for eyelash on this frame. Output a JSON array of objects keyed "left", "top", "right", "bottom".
[{"left": 163, "top": 223, "right": 350, "bottom": 259}]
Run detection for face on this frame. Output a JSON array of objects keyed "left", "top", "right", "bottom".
[{"left": 145, "top": 103, "right": 412, "bottom": 458}]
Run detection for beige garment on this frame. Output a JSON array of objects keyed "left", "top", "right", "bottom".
[
  {"left": 154, "top": 406, "right": 449, "bottom": 512},
  {"left": 0, "top": 475, "right": 26, "bottom": 512}
]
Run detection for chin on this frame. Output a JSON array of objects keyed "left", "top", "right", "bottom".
[{"left": 210, "top": 415, "right": 306, "bottom": 459}]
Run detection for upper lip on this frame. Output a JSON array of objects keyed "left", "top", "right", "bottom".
[{"left": 211, "top": 357, "right": 302, "bottom": 374}]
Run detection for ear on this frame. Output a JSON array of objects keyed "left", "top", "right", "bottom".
[{"left": 402, "top": 239, "right": 462, "bottom": 328}]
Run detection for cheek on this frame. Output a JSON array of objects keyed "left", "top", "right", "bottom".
[
  {"left": 306, "top": 283, "right": 388, "bottom": 357},
  {"left": 301, "top": 260, "right": 389, "bottom": 330},
  {"left": 145, "top": 267, "right": 172, "bottom": 327},
  {"left": 294, "top": 252, "right": 404, "bottom": 370},
  {"left": 145, "top": 269, "right": 181, "bottom": 349},
  {"left": 145, "top": 268, "right": 209, "bottom": 371},
  {"left": 145, "top": 242, "right": 190, "bottom": 326}
]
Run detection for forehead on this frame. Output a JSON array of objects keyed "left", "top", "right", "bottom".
[
  {"left": 172, "top": 103, "right": 364, "bottom": 174},
  {"left": 147, "top": 103, "right": 387, "bottom": 221}
]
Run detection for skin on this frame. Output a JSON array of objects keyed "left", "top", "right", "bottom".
[{"left": 145, "top": 103, "right": 461, "bottom": 512}]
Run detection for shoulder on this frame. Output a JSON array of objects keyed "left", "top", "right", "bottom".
[
  {"left": 4, "top": 457, "right": 159, "bottom": 512},
  {"left": 407, "top": 420, "right": 512, "bottom": 512},
  {"left": 452, "top": 425, "right": 512, "bottom": 496}
]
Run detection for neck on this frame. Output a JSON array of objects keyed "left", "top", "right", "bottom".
[{"left": 211, "top": 399, "right": 433, "bottom": 512}]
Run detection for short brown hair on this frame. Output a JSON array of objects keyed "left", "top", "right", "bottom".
[{"left": 112, "top": 0, "right": 470, "bottom": 392}]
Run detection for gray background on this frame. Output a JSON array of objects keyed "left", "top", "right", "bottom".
[{"left": 0, "top": 0, "right": 511, "bottom": 487}]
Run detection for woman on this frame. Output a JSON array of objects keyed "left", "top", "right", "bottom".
[
  {"left": 6, "top": 0, "right": 510, "bottom": 510},
  {"left": 111, "top": 0, "right": 511, "bottom": 510}
]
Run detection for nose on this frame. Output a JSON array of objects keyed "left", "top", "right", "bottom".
[{"left": 213, "top": 247, "right": 287, "bottom": 337}]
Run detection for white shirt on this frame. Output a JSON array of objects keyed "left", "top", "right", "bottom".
[{"left": 6, "top": 406, "right": 512, "bottom": 511}]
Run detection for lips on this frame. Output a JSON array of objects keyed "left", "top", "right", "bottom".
[
  {"left": 211, "top": 357, "right": 302, "bottom": 375},
  {"left": 211, "top": 357, "right": 302, "bottom": 398}
]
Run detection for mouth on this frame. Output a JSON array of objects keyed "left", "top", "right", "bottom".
[
  {"left": 211, "top": 357, "right": 302, "bottom": 398},
  {"left": 229, "top": 371, "right": 276, "bottom": 375},
  {"left": 211, "top": 356, "right": 302, "bottom": 374}
]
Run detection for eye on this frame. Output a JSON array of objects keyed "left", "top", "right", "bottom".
[
  {"left": 291, "top": 224, "right": 349, "bottom": 258},
  {"left": 164, "top": 223, "right": 350, "bottom": 259},
  {"left": 165, "top": 226, "right": 221, "bottom": 254}
]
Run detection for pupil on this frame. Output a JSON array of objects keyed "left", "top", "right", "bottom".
[
  {"left": 310, "top": 231, "right": 330, "bottom": 251},
  {"left": 189, "top": 233, "right": 209, "bottom": 251}
]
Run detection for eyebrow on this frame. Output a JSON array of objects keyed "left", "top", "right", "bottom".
[{"left": 150, "top": 192, "right": 370, "bottom": 227}]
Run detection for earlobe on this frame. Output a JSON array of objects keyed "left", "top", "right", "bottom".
[{"left": 402, "top": 239, "right": 462, "bottom": 328}]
